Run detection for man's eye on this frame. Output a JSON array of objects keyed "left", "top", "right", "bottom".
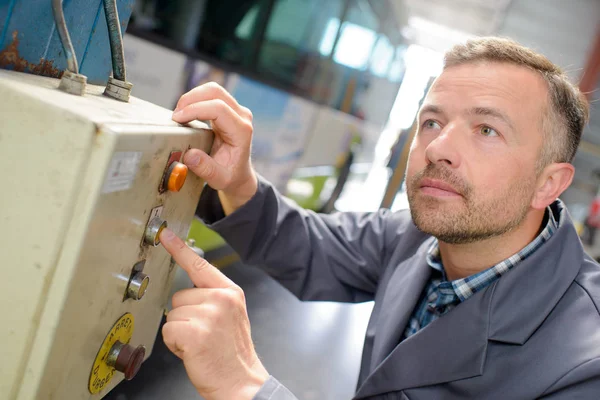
[
  {"left": 423, "top": 120, "right": 441, "bottom": 129},
  {"left": 480, "top": 126, "right": 499, "bottom": 137}
]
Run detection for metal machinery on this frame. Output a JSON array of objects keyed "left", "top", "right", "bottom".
[{"left": 0, "top": 1, "right": 213, "bottom": 399}]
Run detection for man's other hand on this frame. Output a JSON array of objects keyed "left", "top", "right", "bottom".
[
  {"left": 173, "top": 82, "right": 258, "bottom": 215},
  {"left": 160, "top": 228, "right": 269, "bottom": 400}
]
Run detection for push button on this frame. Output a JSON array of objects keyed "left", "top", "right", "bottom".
[
  {"left": 144, "top": 217, "right": 167, "bottom": 246},
  {"left": 106, "top": 341, "right": 146, "bottom": 381},
  {"left": 166, "top": 162, "right": 188, "bottom": 192},
  {"left": 127, "top": 272, "right": 150, "bottom": 300}
]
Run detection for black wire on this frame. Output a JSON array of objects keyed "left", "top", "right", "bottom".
[
  {"left": 103, "top": 0, "right": 126, "bottom": 81},
  {"left": 51, "top": 0, "right": 79, "bottom": 74}
]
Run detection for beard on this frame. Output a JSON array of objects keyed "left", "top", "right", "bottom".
[{"left": 406, "top": 164, "right": 535, "bottom": 244}]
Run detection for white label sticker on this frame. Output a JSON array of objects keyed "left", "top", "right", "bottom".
[{"left": 102, "top": 152, "right": 143, "bottom": 193}]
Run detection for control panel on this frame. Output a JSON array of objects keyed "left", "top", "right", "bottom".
[{"left": 0, "top": 69, "right": 213, "bottom": 399}]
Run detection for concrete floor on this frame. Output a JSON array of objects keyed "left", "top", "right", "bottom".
[{"left": 105, "top": 262, "right": 374, "bottom": 400}]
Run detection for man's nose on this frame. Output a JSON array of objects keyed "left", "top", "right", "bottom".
[{"left": 424, "top": 123, "right": 463, "bottom": 168}]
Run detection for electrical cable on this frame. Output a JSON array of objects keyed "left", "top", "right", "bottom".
[
  {"left": 103, "top": 0, "right": 126, "bottom": 81},
  {"left": 51, "top": 0, "right": 79, "bottom": 74}
]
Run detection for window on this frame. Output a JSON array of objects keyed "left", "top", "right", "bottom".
[
  {"left": 388, "top": 46, "right": 407, "bottom": 83},
  {"left": 257, "top": 0, "right": 345, "bottom": 89},
  {"left": 370, "top": 36, "right": 394, "bottom": 77},
  {"left": 235, "top": 5, "right": 260, "bottom": 39},
  {"left": 197, "top": 0, "right": 274, "bottom": 65},
  {"left": 333, "top": 22, "right": 377, "bottom": 70},
  {"left": 319, "top": 18, "right": 340, "bottom": 57},
  {"left": 127, "top": 0, "right": 407, "bottom": 120}
]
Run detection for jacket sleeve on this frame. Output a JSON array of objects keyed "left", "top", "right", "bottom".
[
  {"left": 253, "top": 376, "right": 298, "bottom": 400},
  {"left": 539, "top": 358, "right": 600, "bottom": 398},
  {"left": 196, "top": 175, "right": 413, "bottom": 303}
]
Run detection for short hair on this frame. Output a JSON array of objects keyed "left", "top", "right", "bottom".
[{"left": 444, "top": 37, "right": 590, "bottom": 169}]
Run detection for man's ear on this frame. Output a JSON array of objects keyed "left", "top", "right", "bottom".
[{"left": 532, "top": 163, "right": 575, "bottom": 210}]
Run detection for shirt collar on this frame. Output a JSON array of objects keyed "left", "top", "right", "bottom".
[{"left": 426, "top": 199, "right": 561, "bottom": 302}]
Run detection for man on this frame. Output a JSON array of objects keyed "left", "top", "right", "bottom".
[{"left": 158, "top": 37, "right": 598, "bottom": 399}]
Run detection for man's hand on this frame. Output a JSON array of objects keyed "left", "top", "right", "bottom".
[
  {"left": 160, "top": 228, "right": 269, "bottom": 400},
  {"left": 173, "top": 82, "right": 257, "bottom": 215}
]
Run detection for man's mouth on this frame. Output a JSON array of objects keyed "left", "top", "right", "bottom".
[{"left": 419, "top": 178, "right": 462, "bottom": 197}]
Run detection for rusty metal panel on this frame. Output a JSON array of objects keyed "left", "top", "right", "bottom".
[{"left": 0, "top": 0, "right": 135, "bottom": 84}]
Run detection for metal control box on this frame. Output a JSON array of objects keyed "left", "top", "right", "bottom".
[{"left": 0, "top": 69, "right": 213, "bottom": 399}]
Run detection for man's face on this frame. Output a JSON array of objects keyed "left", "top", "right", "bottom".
[{"left": 406, "top": 62, "right": 549, "bottom": 244}]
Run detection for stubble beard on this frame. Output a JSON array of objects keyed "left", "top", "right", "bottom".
[{"left": 407, "top": 165, "right": 534, "bottom": 245}]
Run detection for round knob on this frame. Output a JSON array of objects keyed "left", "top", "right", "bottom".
[
  {"left": 127, "top": 272, "right": 150, "bottom": 300},
  {"left": 186, "top": 238, "right": 205, "bottom": 258},
  {"left": 144, "top": 217, "right": 167, "bottom": 246},
  {"left": 107, "top": 341, "right": 146, "bottom": 381},
  {"left": 167, "top": 162, "right": 188, "bottom": 192}
]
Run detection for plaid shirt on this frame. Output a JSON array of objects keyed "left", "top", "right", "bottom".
[{"left": 402, "top": 202, "right": 560, "bottom": 340}]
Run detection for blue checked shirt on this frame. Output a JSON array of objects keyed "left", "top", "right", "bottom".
[{"left": 402, "top": 202, "right": 560, "bottom": 340}]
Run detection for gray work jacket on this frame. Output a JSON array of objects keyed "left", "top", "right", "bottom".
[{"left": 197, "top": 176, "right": 600, "bottom": 399}]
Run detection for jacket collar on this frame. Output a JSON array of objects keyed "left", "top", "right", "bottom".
[
  {"left": 488, "top": 201, "right": 583, "bottom": 343},
  {"left": 355, "top": 202, "right": 583, "bottom": 398},
  {"left": 367, "top": 238, "right": 434, "bottom": 370}
]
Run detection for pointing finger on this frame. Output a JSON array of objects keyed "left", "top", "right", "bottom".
[{"left": 159, "top": 228, "right": 234, "bottom": 289}]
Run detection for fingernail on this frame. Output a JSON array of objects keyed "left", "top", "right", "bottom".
[
  {"left": 185, "top": 153, "right": 201, "bottom": 166},
  {"left": 160, "top": 228, "right": 175, "bottom": 241},
  {"left": 172, "top": 110, "right": 184, "bottom": 120}
]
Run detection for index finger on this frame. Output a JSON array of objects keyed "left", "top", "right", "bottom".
[
  {"left": 175, "top": 82, "right": 245, "bottom": 117},
  {"left": 159, "top": 228, "right": 234, "bottom": 289}
]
